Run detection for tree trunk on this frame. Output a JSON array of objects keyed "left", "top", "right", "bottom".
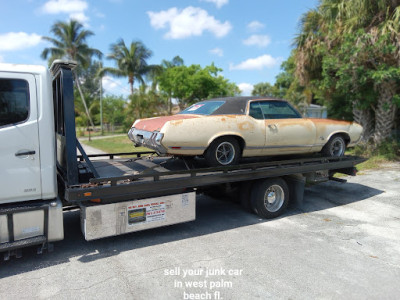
[
  {"left": 373, "top": 80, "right": 397, "bottom": 144},
  {"left": 74, "top": 72, "right": 94, "bottom": 128},
  {"left": 352, "top": 101, "right": 374, "bottom": 142}
]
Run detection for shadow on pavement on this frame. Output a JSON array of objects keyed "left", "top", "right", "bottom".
[{"left": 0, "top": 180, "right": 382, "bottom": 277}]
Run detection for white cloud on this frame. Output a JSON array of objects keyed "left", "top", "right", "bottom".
[
  {"left": 209, "top": 47, "right": 223, "bottom": 56},
  {"left": 200, "top": 0, "right": 229, "bottom": 9},
  {"left": 42, "top": 0, "right": 88, "bottom": 14},
  {"left": 41, "top": 0, "right": 89, "bottom": 24},
  {"left": 0, "top": 32, "right": 42, "bottom": 51},
  {"left": 70, "top": 12, "right": 89, "bottom": 23},
  {"left": 0, "top": 55, "right": 3, "bottom": 63},
  {"left": 229, "top": 54, "right": 280, "bottom": 71},
  {"left": 247, "top": 21, "right": 265, "bottom": 32},
  {"left": 243, "top": 34, "right": 271, "bottom": 47},
  {"left": 238, "top": 83, "right": 254, "bottom": 96},
  {"left": 148, "top": 7, "right": 232, "bottom": 39}
]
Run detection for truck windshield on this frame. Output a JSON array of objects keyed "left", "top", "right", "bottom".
[{"left": 179, "top": 101, "right": 225, "bottom": 115}]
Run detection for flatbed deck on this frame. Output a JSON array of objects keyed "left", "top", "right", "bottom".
[{"left": 64, "top": 153, "right": 365, "bottom": 204}]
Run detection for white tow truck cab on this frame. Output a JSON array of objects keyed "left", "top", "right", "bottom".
[{"left": 0, "top": 61, "right": 364, "bottom": 259}]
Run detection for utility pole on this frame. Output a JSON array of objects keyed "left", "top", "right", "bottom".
[{"left": 100, "top": 76, "right": 104, "bottom": 136}]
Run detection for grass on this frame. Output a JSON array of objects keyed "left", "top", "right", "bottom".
[
  {"left": 80, "top": 135, "right": 150, "bottom": 154},
  {"left": 353, "top": 155, "right": 390, "bottom": 172}
]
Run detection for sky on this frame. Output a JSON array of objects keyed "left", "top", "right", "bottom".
[{"left": 0, "top": 0, "right": 318, "bottom": 96}]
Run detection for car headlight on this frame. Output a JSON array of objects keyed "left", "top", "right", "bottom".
[{"left": 155, "top": 132, "right": 164, "bottom": 145}]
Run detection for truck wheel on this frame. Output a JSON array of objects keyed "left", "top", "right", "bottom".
[
  {"left": 205, "top": 137, "right": 241, "bottom": 166},
  {"left": 251, "top": 178, "right": 289, "bottom": 219},
  {"left": 322, "top": 135, "right": 346, "bottom": 157}
]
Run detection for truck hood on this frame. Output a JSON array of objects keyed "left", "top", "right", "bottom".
[{"left": 133, "top": 114, "right": 201, "bottom": 132}]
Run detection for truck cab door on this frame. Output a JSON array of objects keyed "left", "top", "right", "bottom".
[{"left": 0, "top": 73, "right": 42, "bottom": 204}]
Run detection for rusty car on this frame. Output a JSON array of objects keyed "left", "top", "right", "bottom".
[{"left": 128, "top": 97, "right": 363, "bottom": 166}]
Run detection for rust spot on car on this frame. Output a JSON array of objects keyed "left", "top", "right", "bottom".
[
  {"left": 221, "top": 117, "right": 226, "bottom": 122},
  {"left": 309, "top": 118, "right": 352, "bottom": 126},
  {"left": 238, "top": 121, "right": 253, "bottom": 131},
  {"left": 170, "top": 119, "right": 183, "bottom": 126},
  {"left": 264, "top": 119, "right": 315, "bottom": 131},
  {"left": 134, "top": 115, "right": 199, "bottom": 131}
]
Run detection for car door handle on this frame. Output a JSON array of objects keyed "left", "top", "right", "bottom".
[
  {"left": 268, "top": 124, "right": 277, "bottom": 129},
  {"left": 15, "top": 150, "right": 36, "bottom": 157}
]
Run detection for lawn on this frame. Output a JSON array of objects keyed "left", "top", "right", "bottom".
[{"left": 80, "top": 135, "right": 151, "bottom": 154}]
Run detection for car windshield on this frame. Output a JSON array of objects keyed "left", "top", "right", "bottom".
[{"left": 179, "top": 101, "right": 225, "bottom": 115}]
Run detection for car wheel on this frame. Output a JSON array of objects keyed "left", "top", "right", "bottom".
[
  {"left": 205, "top": 137, "right": 241, "bottom": 166},
  {"left": 322, "top": 135, "right": 346, "bottom": 157},
  {"left": 251, "top": 178, "right": 289, "bottom": 219}
]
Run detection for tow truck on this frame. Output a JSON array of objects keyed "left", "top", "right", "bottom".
[{"left": 0, "top": 61, "right": 364, "bottom": 259}]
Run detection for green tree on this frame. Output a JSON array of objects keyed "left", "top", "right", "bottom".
[
  {"left": 102, "top": 95, "right": 127, "bottom": 131},
  {"left": 294, "top": 0, "right": 400, "bottom": 143},
  {"left": 41, "top": 20, "right": 102, "bottom": 127},
  {"left": 251, "top": 82, "right": 275, "bottom": 97},
  {"left": 158, "top": 63, "right": 239, "bottom": 109},
  {"left": 99, "top": 39, "right": 159, "bottom": 118}
]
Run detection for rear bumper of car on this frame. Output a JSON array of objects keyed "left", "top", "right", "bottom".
[{"left": 128, "top": 127, "right": 167, "bottom": 154}]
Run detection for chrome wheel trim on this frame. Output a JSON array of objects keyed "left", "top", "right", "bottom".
[
  {"left": 330, "top": 137, "right": 345, "bottom": 157},
  {"left": 264, "top": 185, "right": 285, "bottom": 212},
  {"left": 215, "top": 141, "right": 235, "bottom": 165}
]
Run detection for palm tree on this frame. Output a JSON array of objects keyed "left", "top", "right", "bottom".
[
  {"left": 41, "top": 20, "right": 102, "bottom": 127},
  {"left": 295, "top": 0, "right": 400, "bottom": 143},
  {"left": 99, "top": 39, "right": 159, "bottom": 118}
]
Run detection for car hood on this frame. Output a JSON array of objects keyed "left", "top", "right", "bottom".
[{"left": 133, "top": 114, "right": 202, "bottom": 132}]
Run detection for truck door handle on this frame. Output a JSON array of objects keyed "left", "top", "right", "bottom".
[{"left": 15, "top": 150, "right": 36, "bottom": 157}]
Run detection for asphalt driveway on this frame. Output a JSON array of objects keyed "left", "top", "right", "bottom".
[{"left": 0, "top": 163, "right": 399, "bottom": 299}]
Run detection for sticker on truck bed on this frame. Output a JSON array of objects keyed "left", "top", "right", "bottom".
[{"left": 127, "top": 202, "right": 166, "bottom": 225}]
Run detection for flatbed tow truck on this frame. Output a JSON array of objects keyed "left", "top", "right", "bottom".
[{"left": 0, "top": 61, "right": 364, "bottom": 259}]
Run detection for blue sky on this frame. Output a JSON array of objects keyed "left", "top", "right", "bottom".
[{"left": 0, "top": 0, "right": 318, "bottom": 96}]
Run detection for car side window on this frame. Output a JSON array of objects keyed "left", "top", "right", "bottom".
[
  {"left": 259, "top": 101, "right": 301, "bottom": 119},
  {"left": 249, "top": 102, "right": 264, "bottom": 120},
  {"left": 0, "top": 79, "right": 30, "bottom": 127}
]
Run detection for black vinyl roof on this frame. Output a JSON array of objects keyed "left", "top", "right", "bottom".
[{"left": 201, "top": 96, "right": 287, "bottom": 115}]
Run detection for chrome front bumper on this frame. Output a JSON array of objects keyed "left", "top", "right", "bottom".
[{"left": 128, "top": 128, "right": 167, "bottom": 154}]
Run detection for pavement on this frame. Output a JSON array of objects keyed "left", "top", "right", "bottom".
[{"left": 0, "top": 161, "right": 399, "bottom": 299}]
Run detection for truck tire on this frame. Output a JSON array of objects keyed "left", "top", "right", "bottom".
[
  {"left": 251, "top": 178, "right": 289, "bottom": 219},
  {"left": 205, "top": 137, "right": 241, "bottom": 167},
  {"left": 322, "top": 135, "right": 346, "bottom": 157}
]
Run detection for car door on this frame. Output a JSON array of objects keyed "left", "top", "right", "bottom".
[
  {"left": 242, "top": 102, "right": 267, "bottom": 156},
  {"left": 257, "top": 101, "right": 317, "bottom": 155},
  {"left": 0, "top": 72, "right": 42, "bottom": 204}
]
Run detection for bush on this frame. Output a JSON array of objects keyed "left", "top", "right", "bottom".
[{"left": 352, "top": 138, "right": 400, "bottom": 160}]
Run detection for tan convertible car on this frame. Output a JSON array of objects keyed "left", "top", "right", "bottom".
[{"left": 128, "top": 97, "right": 363, "bottom": 166}]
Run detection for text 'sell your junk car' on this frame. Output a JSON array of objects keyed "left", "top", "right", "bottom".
[{"left": 128, "top": 97, "right": 363, "bottom": 166}]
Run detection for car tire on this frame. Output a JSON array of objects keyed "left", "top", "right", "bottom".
[
  {"left": 250, "top": 178, "right": 289, "bottom": 219},
  {"left": 322, "top": 135, "right": 346, "bottom": 157},
  {"left": 205, "top": 137, "right": 241, "bottom": 167}
]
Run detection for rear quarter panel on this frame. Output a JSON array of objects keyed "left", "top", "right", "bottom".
[{"left": 309, "top": 118, "right": 352, "bottom": 150}]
